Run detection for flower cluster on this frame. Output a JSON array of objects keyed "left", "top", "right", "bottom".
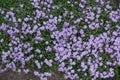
[{"left": 0, "top": 0, "right": 120, "bottom": 80}]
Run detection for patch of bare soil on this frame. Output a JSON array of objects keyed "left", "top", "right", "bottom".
[
  {"left": 48, "top": 70, "right": 64, "bottom": 80},
  {"left": 0, "top": 70, "right": 39, "bottom": 80},
  {"left": 0, "top": 70, "right": 64, "bottom": 80}
]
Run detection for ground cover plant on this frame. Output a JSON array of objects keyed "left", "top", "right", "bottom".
[{"left": 0, "top": 0, "right": 120, "bottom": 80}]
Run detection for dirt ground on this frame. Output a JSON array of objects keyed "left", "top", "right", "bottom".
[{"left": 0, "top": 70, "right": 64, "bottom": 80}]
